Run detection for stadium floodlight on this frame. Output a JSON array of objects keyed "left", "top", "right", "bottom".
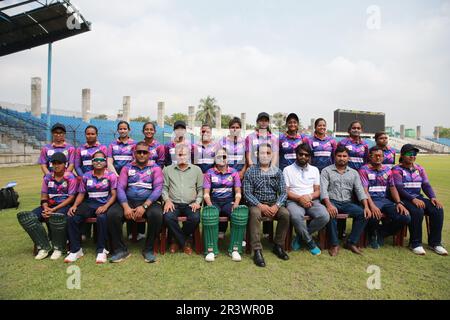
[{"left": 0, "top": 0, "right": 91, "bottom": 141}]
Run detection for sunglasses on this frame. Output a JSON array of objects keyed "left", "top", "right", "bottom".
[
  {"left": 136, "top": 150, "right": 149, "bottom": 155},
  {"left": 216, "top": 155, "right": 227, "bottom": 159},
  {"left": 92, "top": 157, "right": 106, "bottom": 163},
  {"left": 404, "top": 151, "right": 417, "bottom": 157}
]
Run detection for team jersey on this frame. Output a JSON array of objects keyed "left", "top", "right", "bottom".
[
  {"left": 217, "top": 136, "right": 246, "bottom": 172},
  {"left": 192, "top": 142, "right": 216, "bottom": 173},
  {"left": 382, "top": 146, "right": 396, "bottom": 167},
  {"left": 107, "top": 138, "right": 136, "bottom": 174},
  {"left": 78, "top": 170, "right": 117, "bottom": 207},
  {"left": 278, "top": 132, "right": 309, "bottom": 171},
  {"left": 41, "top": 171, "right": 78, "bottom": 206},
  {"left": 359, "top": 164, "right": 394, "bottom": 199},
  {"left": 38, "top": 142, "right": 75, "bottom": 172},
  {"left": 245, "top": 131, "right": 279, "bottom": 165},
  {"left": 117, "top": 162, "right": 163, "bottom": 204},
  {"left": 146, "top": 139, "right": 165, "bottom": 168},
  {"left": 203, "top": 166, "right": 241, "bottom": 202},
  {"left": 75, "top": 142, "right": 108, "bottom": 176},
  {"left": 307, "top": 135, "right": 337, "bottom": 172},
  {"left": 392, "top": 164, "right": 435, "bottom": 200},
  {"left": 164, "top": 140, "right": 192, "bottom": 166}
]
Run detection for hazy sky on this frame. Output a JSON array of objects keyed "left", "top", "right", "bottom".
[{"left": 1, "top": 0, "right": 449, "bottom": 135}]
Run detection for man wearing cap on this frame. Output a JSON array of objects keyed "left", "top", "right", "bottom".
[
  {"left": 38, "top": 123, "right": 75, "bottom": 175},
  {"left": 245, "top": 112, "right": 279, "bottom": 168},
  {"left": 279, "top": 113, "right": 309, "bottom": 171},
  {"left": 243, "top": 143, "right": 290, "bottom": 267},
  {"left": 164, "top": 120, "right": 192, "bottom": 167},
  {"left": 392, "top": 144, "right": 447, "bottom": 256},
  {"left": 162, "top": 143, "right": 203, "bottom": 255},
  {"left": 18, "top": 152, "right": 78, "bottom": 260}
]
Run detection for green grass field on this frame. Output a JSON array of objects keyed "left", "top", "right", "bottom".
[{"left": 1, "top": 156, "right": 449, "bottom": 300}]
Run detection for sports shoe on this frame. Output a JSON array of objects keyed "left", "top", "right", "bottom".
[
  {"left": 64, "top": 249, "right": 84, "bottom": 263},
  {"left": 35, "top": 249, "right": 49, "bottom": 260},
  {"left": 218, "top": 232, "right": 225, "bottom": 240},
  {"left": 50, "top": 250, "right": 62, "bottom": 260},
  {"left": 231, "top": 251, "right": 242, "bottom": 262},
  {"left": 143, "top": 251, "right": 157, "bottom": 263},
  {"left": 96, "top": 249, "right": 109, "bottom": 264},
  {"left": 81, "top": 235, "right": 87, "bottom": 242},
  {"left": 309, "top": 247, "right": 321, "bottom": 256},
  {"left": 205, "top": 252, "right": 215, "bottom": 262},
  {"left": 430, "top": 245, "right": 448, "bottom": 256},
  {"left": 136, "top": 233, "right": 146, "bottom": 241},
  {"left": 128, "top": 234, "right": 133, "bottom": 240},
  {"left": 110, "top": 250, "right": 131, "bottom": 263},
  {"left": 291, "top": 234, "right": 301, "bottom": 251},
  {"left": 411, "top": 246, "right": 426, "bottom": 255}
]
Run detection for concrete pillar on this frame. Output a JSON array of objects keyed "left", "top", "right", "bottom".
[
  {"left": 188, "top": 106, "right": 195, "bottom": 129},
  {"left": 434, "top": 126, "right": 440, "bottom": 139},
  {"left": 157, "top": 102, "right": 165, "bottom": 128},
  {"left": 241, "top": 112, "right": 247, "bottom": 137},
  {"left": 215, "top": 107, "right": 222, "bottom": 130},
  {"left": 31, "top": 77, "right": 42, "bottom": 117},
  {"left": 122, "top": 96, "right": 130, "bottom": 123},
  {"left": 81, "top": 89, "right": 91, "bottom": 122},
  {"left": 416, "top": 126, "right": 421, "bottom": 140},
  {"left": 400, "top": 125, "right": 405, "bottom": 140},
  {"left": 310, "top": 118, "right": 315, "bottom": 133}
]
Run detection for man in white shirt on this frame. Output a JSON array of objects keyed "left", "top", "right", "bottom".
[{"left": 284, "top": 143, "right": 329, "bottom": 255}]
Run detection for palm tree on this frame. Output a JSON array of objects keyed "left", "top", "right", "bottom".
[{"left": 196, "top": 96, "right": 220, "bottom": 126}]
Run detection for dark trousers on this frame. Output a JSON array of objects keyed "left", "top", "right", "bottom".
[
  {"left": 107, "top": 200, "right": 163, "bottom": 254},
  {"left": 163, "top": 203, "right": 200, "bottom": 247},
  {"left": 67, "top": 201, "right": 119, "bottom": 253},
  {"left": 403, "top": 195, "right": 444, "bottom": 248},
  {"left": 327, "top": 200, "right": 368, "bottom": 246},
  {"left": 31, "top": 205, "right": 70, "bottom": 239},
  {"left": 366, "top": 198, "right": 411, "bottom": 238},
  {"left": 212, "top": 200, "right": 234, "bottom": 233}
]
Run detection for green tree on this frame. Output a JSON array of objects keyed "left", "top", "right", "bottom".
[
  {"left": 164, "top": 113, "right": 188, "bottom": 126},
  {"left": 196, "top": 96, "right": 220, "bottom": 127},
  {"left": 438, "top": 127, "right": 450, "bottom": 138},
  {"left": 93, "top": 114, "right": 108, "bottom": 120},
  {"left": 272, "top": 112, "right": 287, "bottom": 132},
  {"left": 130, "top": 116, "right": 150, "bottom": 122},
  {"left": 221, "top": 114, "right": 233, "bottom": 129}
]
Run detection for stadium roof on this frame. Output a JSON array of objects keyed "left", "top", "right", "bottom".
[{"left": 0, "top": 0, "right": 91, "bottom": 57}]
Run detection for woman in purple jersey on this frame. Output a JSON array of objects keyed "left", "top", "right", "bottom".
[
  {"left": 337, "top": 120, "right": 369, "bottom": 171},
  {"left": 308, "top": 118, "right": 337, "bottom": 172},
  {"left": 374, "top": 131, "right": 396, "bottom": 167},
  {"left": 107, "top": 121, "right": 136, "bottom": 176}
]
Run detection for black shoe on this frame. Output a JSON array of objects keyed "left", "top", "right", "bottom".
[
  {"left": 272, "top": 244, "right": 289, "bottom": 260},
  {"left": 253, "top": 249, "right": 266, "bottom": 267}
]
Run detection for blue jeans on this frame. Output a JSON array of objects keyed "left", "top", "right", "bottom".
[
  {"left": 327, "top": 200, "right": 368, "bottom": 246},
  {"left": 367, "top": 198, "right": 411, "bottom": 238}
]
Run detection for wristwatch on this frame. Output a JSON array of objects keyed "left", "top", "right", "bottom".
[{"left": 143, "top": 203, "right": 149, "bottom": 209}]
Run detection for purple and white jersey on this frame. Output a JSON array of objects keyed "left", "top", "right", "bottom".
[
  {"left": 307, "top": 135, "right": 337, "bottom": 172},
  {"left": 117, "top": 162, "right": 163, "bottom": 204},
  {"left": 164, "top": 140, "right": 192, "bottom": 167},
  {"left": 146, "top": 139, "right": 165, "bottom": 168},
  {"left": 338, "top": 137, "right": 369, "bottom": 170},
  {"left": 192, "top": 142, "right": 216, "bottom": 173},
  {"left": 245, "top": 131, "right": 279, "bottom": 165},
  {"left": 38, "top": 142, "right": 75, "bottom": 172},
  {"left": 217, "top": 136, "right": 246, "bottom": 172},
  {"left": 359, "top": 164, "right": 394, "bottom": 199},
  {"left": 382, "top": 146, "right": 396, "bottom": 167},
  {"left": 41, "top": 172, "right": 78, "bottom": 206},
  {"left": 107, "top": 138, "right": 136, "bottom": 174},
  {"left": 204, "top": 167, "right": 241, "bottom": 202},
  {"left": 278, "top": 133, "right": 309, "bottom": 171},
  {"left": 392, "top": 164, "right": 435, "bottom": 199},
  {"left": 78, "top": 170, "right": 117, "bottom": 207},
  {"left": 75, "top": 142, "right": 108, "bottom": 176}
]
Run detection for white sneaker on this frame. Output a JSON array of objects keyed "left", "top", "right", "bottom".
[
  {"left": 205, "top": 252, "right": 215, "bottom": 262},
  {"left": 64, "top": 249, "right": 84, "bottom": 263},
  {"left": 50, "top": 250, "right": 62, "bottom": 260},
  {"left": 263, "top": 233, "right": 269, "bottom": 239},
  {"left": 81, "top": 235, "right": 87, "bottom": 242},
  {"left": 231, "top": 251, "right": 242, "bottom": 262},
  {"left": 128, "top": 234, "right": 133, "bottom": 240},
  {"left": 96, "top": 249, "right": 109, "bottom": 264},
  {"left": 136, "top": 233, "right": 146, "bottom": 241},
  {"left": 431, "top": 246, "right": 448, "bottom": 256},
  {"left": 412, "top": 246, "right": 426, "bottom": 255},
  {"left": 218, "top": 232, "right": 225, "bottom": 240},
  {"left": 35, "top": 249, "right": 49, "bottom": 260},
  {"left": 242, "top": 240, "right": 246, "bottom": 247}
]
